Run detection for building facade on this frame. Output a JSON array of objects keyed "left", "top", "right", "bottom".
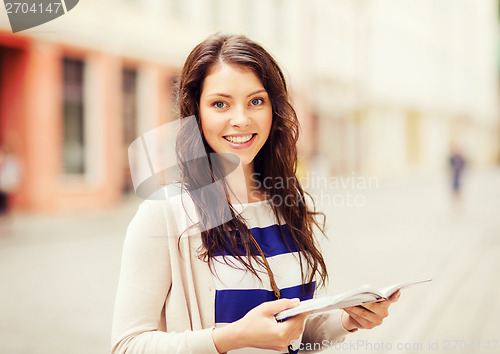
[
  {"left": 302, "top": 0, "right": 499, "bottom": 175},
  {"left": 0, "top": 0, "right": 498, "bottom": 212}
]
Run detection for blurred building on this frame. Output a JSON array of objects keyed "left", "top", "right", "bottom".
[
  {"left": 0, "top": 0, "right": 185, "bottom": 212},
  {"left": 300, "top": 0, "right": 499, "bottom": 175},
  {"left": 0, "top": 0, "right": 498, "bottom": 212}
]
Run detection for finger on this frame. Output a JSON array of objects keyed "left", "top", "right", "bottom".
[
  {"left": 362, "top": 301, "right": 390, "bottom": 312},
  {"left": 388, "top": 290, "right": 401, "bottom": 302},
  {"left": 344, "top": 302, "right": 381, "bottom": 313},
  {"left": 343, "top": 306, "right": 377, "bottom": 321},
  {"left": 344, "top": 313, "right": 363, "bottom": 329},
  {"left": 345, "top": 308, "right": 377, "bottom": 328},
  {"left": 296, "top": 311, "right": 313, "bottom": 319},
  {"left": 343, "top": 307, "right": 382, "bottom": 329},
  {"left": 261, "top": 298, "right": 300, "bottom": 315},
  {"left": 343, "top": 305, "right": 385, "bottom": 325},
  {"left": 281, "top": 311, "right": 310, "bottom": 329},
  {"left": 359, "top": 303, "right": 390, "bottom": 320}
]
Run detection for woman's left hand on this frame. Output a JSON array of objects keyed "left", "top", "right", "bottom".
[{"left": 341, "top": 290, "right": 400, "bottom": 331}]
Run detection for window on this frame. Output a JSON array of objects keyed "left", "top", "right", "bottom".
[
  {"left": 62, "top": 58, "right": 85, "bottom": 174},
  {"left": 122, "top": 67, "right": 138, "bottom": 192},
  {"left": 122, "top": 68, "right": 138, "bottom": 146}
]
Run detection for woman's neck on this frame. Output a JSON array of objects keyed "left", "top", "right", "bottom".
[{"left": 225, "top": 162, "right": 267, "bottom": 204}]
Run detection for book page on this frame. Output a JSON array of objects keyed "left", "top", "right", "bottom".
[
  {"left": 274, "top": 278, "right": 432, "bottom": 321},
  {"left": 378, "top": 278, "right": 432, "bottom": 299},
  {"left": 275, "top": 290, "right": 381, "bottom": 321}
]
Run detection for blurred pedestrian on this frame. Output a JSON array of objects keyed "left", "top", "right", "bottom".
[{"left": 449, "top": 147, "right": 466, "bottom": 200}]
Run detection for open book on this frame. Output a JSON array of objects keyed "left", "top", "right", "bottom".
[{"left": 275, "top": 278, "right": 432, "bottom": 321}]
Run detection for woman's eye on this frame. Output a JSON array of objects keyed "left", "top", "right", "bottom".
[
  {"left": 213, "top": 101, "right": 227, "bottom": 109},
  {"left": 250, "top": 98, "right": 263, "bottom": 106}
]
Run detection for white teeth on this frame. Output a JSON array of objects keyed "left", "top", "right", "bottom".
[{"left": 224, "top": 134, "right": 253, "bottom": 144}]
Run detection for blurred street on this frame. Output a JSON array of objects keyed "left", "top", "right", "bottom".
[
  {"left": 1, "top": 167, "right": 499, "bottom": 354},
  {"left": 318, "top": 167, "right": 500, "bottom": 353}
]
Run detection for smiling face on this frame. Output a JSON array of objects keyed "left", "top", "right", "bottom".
[{"left": 199, "top": 62, "right": 273, "bottom": 168}]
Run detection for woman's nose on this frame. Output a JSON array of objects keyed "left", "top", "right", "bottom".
[{"left": 230, "top": 107, "right": 250, "bottom": 127}]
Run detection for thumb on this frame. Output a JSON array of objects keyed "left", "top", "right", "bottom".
[
  {"left": 260, "top": 298, "right": 300, "bottom": 315},
  {"left": 388, "top": 290, "right": 401, "bottom": 302}
]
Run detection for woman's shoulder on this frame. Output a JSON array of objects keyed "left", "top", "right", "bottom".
[
  {"left": 136, "top": 182, "right": 195, "bottom": 212},
  {"left": 126, "top": 198, "right": 170, "bottom": 240},
  {"left": 130, "top": 183, "right": 202, "bottom": 237}
]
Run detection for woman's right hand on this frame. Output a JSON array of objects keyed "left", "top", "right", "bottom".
[{"left": 212, "top": 298, "right": 310, "bottom": 353}]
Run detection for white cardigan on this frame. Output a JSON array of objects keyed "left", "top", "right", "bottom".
[{"left": 111, "top": 188, "right": 350, "bottom": 354}]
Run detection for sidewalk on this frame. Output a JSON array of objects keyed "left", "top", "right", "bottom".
[
  {"left": 0, "top": 168, "right": 499, "bottom": 354},
  {"left": 0, "top": 195, "right": 142, "bottom": 354},
  {"left": 315, "top": 167, "right": 500, "bottom": 353}
]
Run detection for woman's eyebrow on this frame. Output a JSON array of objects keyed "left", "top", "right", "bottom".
[
  {"left": 207, "top": 89, "right": 267, "bottom": 98},
  {"left": 246, "top": 89, "right": 267, "bottom": 97}
]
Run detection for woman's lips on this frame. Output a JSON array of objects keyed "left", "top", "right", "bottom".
[{"left": 223, "top": 133, "right": 257, "bottom": 149}]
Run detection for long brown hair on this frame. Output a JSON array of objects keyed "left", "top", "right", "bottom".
[{"left": 176, "top": 33, "right": 328, "bottom": 291}]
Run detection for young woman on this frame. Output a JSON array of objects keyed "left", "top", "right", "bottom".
[{"left": 111, "top": 33, "right": 399, "bottom": 354}]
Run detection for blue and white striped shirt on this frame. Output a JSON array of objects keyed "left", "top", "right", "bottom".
[{"left": 211, "top": 199, "right": 316, "bottom": 353}]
